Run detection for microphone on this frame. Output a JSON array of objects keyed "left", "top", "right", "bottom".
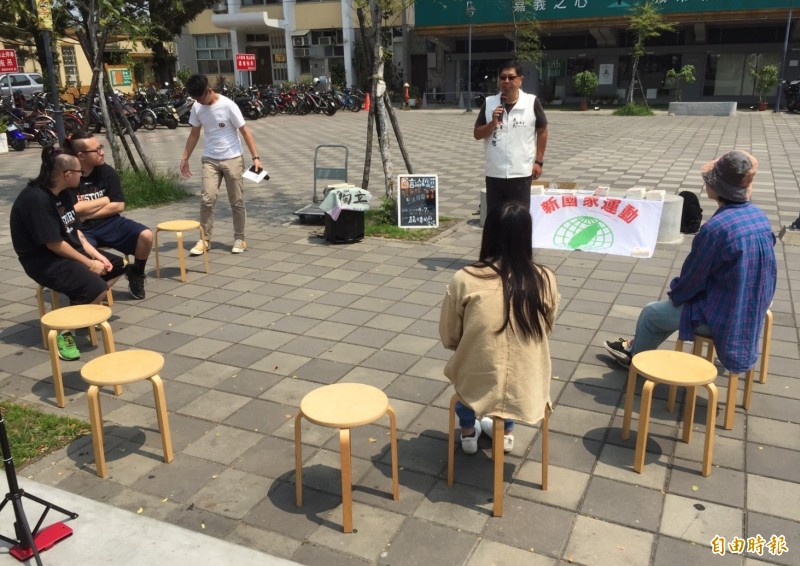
[{"left": 499, "top": 95, "right": 507, "bottom": 124}]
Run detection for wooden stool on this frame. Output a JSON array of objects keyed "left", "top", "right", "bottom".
[
  {"left": 622, "top": 350, "right": 718, "bottom": 476},
  {"left": 294, "top": 383, "right": 399, "bottom": 533},
  {"left": 669, "top": 309, "right": 772, "bottom": 430},
  {"left": 80, "top": 349, "right": 174, "bottom": 478},
  {"left": 447, "top": 394, "right": 549, "bottom": 518},
  {"left": 40, "top": 304, "right": 116, "bottom": 408},
  {"left": 36, "top": 285, "right": 113, "bottom": 347},
  {"left": 154, "top": 220, "right": 210, "bottom": 282}
]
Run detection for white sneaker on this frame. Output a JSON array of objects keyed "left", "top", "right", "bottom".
[
  {"left": 189, "top": 240, "right": 209, "bottom": 256},
  {"left": 231, "top": 239, "right": 247, "bottom": 254},
  {"left": 460, "top": 419, "right": 482, "bottom": 455},
  {"left": 480, "top": 416, "right": 514, "bottom": 453}
]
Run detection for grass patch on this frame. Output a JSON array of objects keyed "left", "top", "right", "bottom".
[
  {"left": 119, "top": 168, "right": 191, "bottom": 210},
  {"left": 0, "top": 402, "right": 90, "bottom": 470},
  {"left": 364, "top": 209, "right": 458, "bottom": 241},
  {"left": 613, "top": 103, "right": 655, "bottom": 116}
]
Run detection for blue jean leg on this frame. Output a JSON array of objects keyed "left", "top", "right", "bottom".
[
  {"left": 455, "top": 401, "right": 514, "bottom": 432},
  {"left": 631, "top": 299, "right": 712, "bottom": 355}
]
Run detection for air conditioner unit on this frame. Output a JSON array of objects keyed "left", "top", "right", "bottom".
[
  {"left": 293, "top": 47, "right": 310, "bottom": 58},
  {"left": 211, "top": 2, "right": 228, "bottom": 14},
  {"left": 318, "top": 37, "right": 332, "bottom": 46},
  {"left": 293, "top": 36, "right": 308, "bottom": 47}
]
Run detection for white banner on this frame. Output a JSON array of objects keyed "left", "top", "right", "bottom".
[{"left": 531, "top": 193, "right": 664, "bottom": 258}]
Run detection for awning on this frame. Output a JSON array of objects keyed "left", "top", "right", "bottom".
[
  {"left": 291, "top": 29, "right": 310, "bottom": 37},
  {"left": 211, "top": 11, "right": 284, "bottom": 32}
]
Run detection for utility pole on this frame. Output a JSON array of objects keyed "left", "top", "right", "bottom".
[{"left": 33, "top": 0, "right": 65, "bottom": 143}]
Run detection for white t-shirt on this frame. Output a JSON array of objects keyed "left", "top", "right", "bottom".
[{"left": 188, "top": 95, "right": 246, "bottom": 160}]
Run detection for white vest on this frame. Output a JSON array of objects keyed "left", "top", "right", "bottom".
[{"left": 483, "top": 90, "right": 538, "bottom": 178}]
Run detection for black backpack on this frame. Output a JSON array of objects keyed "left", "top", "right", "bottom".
[{"left": 679, "top": 191, "right": 702, "bottom": 234}]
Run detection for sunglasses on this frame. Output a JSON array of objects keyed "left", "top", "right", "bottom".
[
  {"left": 64, "top": 169, "right": 83, "bottom": 174},
  {"left": 82, "top": 145, "right": 104, "bottom": 154},
  {"left": 499, "top": 75, "right": 519, "bottom": 81}
]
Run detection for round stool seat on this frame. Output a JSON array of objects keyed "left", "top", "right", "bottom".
[
  {"left": 81, "top": 350, "right": 165, "bottom": 387},
  {"left": 300, "top": 383, "right": 388, "bottom": 428},
  {"left": 41, "top": 304, "right": 112, "bottom": 331},
  {"left": 157, "top": 220, "right": 201, "bottom": 232},
  {"left": 632, "top": 350, "right": 717, "bottom": 386}
]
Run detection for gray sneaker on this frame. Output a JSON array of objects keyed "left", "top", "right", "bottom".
[{"left": 603, "top": 338, "right": 633, "bottom": 367}]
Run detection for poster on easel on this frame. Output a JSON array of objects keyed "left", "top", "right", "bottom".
[{"left": 397, "top": 174, "right": 438, "bottom": 228}]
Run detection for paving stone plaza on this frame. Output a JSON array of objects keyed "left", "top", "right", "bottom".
[{"left": 0, "top": 107, "right": 798, "bottom": 565}]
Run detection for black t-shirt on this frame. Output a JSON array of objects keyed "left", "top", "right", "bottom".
[
  {"left": 76, "top": 164, "right": 124, "bottom": 228},
  {"left": 475, "top": 95, "right": 548, "bottom": 129},
  {"left": 10, "top": 182, "right": 84, "bottom": 271}
]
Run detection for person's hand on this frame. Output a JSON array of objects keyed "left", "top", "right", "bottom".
[
  {"left": 253, "top": 157, "right": 263, "bottom": 173},
  {"left": 532, "top": 162, "right": 543, "bottom": 180},
  {"left": 492, "top": 104, "right": 504, "bottom": 123},
  {"left": 180, "top": 159, "right": 192, "bottom": 178},
  {"left": 88, "top": 259, "right": 107, "bottom": 275},
  {"left": 99, "top": 256, "right": 113, "bottom": 273}
]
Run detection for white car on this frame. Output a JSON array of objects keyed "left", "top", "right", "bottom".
[{"left": 0, "top": 72, "right": 45, "bottom": 97}]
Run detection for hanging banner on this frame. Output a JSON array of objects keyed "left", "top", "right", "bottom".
[
  {"left": 36, "top": 0, "right": 53, "bottom": 30},
  {"left": 531, "top": 192, "right": 663, "bottom": 258}
]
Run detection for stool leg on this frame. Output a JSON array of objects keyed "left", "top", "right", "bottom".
[
  {"left": 541, "top": 407, "right": 549, "bottom": 491},
  {"left": 492, "top": 416, "right": 503, "bottom": 517},
  {"left": 759, "top": 310, "right": 772, "bottom": 384},
  {"left": 37, "top": 287, "right": 48, "bottom": 347},
  {"left": 743, "top": 368, "right": 755, "bottom": 410},
  {"left": 621, "top": 363, "right": 638, "bottom": 441},
  {"left": 724, "top": 372, "right": 739, "bottom": 430},
  {"left": 87, "top": 385, "right": 107, "bottom": 478},
  {"left": 702, "top": 383, "right": 718, "bottom": 477},
  {"left": 633, "top": 380, "right": 655, "bottom": 474},
  {"left": 387, "top": 405, "right": 399, "bottom": 501},
  {"left": 294, "top": 412, "right": 304, "bottom": 507},
  {"left": 339, "top": 428, "right": 353, "bottom": 533},
  {"left": 88, "top": 324, "right": 98, "bottom": 347},
  {"left": 154, "top": 229, "right": 161, "bottom": 278},
  {"left": 668, "top": 340, "right": 685, "bottom": 412},
  {"left": 447, "top": 395, "right": 457, "bottom": 487},
  {"left": 682, "top": 386, "right": 696, "bottom": 444},
  {"left": 150, "top": 375, "right": 173, "bottom": 464},
  {"left": 105, "top": 288, "right": 114, "bottom": 307},
  {"left": 47, "top": 328, "right": 66, "bottom": 409},
  {"left": 199, "top": 226, "right": 210, "bottom": 275},
  {"left": 98, "top": 322, "right": 122, "bottom": 396},
  {"left": 176, "top": 231, "right": 187, "bottom": 282}
]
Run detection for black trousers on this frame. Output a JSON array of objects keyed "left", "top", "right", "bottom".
[{"left": 485, "top": 176, "right": 533, "bottom": 214}]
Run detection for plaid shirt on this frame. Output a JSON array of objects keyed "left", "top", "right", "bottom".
[{"left": 668, "top": 202, "right": 776, "bottom": 373}]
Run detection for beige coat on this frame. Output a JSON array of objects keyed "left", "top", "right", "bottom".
[{"left": 439, "top": 265, "right": 559, "bottom": 425}]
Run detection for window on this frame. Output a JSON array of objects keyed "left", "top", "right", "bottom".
[
  {"left": 703, "top": 52, "right": 781, "bottom": 97},
  {"left": 195, "top": 34, "right": 233, "bottom": 75},
  {"left": 10, "top": 75, "right": 31, "bottom": 87},
  {"left": 62, "top": 46, "right": 79, "bottom": 86}
]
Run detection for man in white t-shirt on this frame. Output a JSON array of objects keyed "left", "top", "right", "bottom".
[{"left": 180, "top": 73, "right": 263, "bottom": 255}]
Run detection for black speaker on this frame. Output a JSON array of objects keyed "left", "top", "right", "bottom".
[{"left": 324, "top": 210, "right": 365, "bottom": 244}]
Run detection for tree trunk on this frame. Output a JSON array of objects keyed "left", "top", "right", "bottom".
[
  {"left": 627, "top": 57, "right": 640, "bottom": 105},
  {"left": 370, "top": 0, "right": 393, "bottom": 198},
  {"left": 357, "top": 7, "right": 373, "bottom": 191},
  {"left": 384, "top": 93, "right": 413, "bottom": 175}
]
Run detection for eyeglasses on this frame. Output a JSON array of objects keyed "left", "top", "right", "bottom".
[
  {"left": 499, "top": 75, "right": 519, "bottom": 81},
  {"left": 64, "top": 169, "right": 83, "bottom": 175},
  {"left": 82, "top": 145, "right": 104, "bottom": 154}
]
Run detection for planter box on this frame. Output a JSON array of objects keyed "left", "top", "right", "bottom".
[{"left": 668, "top": 102, "right": 737, "bottom": 116}]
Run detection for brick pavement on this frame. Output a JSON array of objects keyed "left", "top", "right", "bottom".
[{"left": 0, "top": 108, "right": 798, "bottom": 565}]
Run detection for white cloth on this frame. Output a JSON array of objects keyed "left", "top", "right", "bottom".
[
  {"left": 189, "top": 95, "right": 246, "bottom": 161},
  {"left": 483, "top": 90, "right": 538, "bottom": 179},
  {"left": 319, "top": 187, "right": 371, "bottom": 221}
]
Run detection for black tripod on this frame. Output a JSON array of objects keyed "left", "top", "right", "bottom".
[{"left": 0, "top": 409, "right": 78, "bottom": 564}]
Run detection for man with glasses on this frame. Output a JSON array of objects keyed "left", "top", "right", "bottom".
[
  {"left": 474, "top": 61, "right": 548, "bottom": 214},
  {"left": 65, "top": 131, "right": 153, "bottom": 300},
  {"left": 179, "top": 73, "right": 263, "bottom": 256},
  {"left": 10, "top": 146, "right": 125, "bottom": 361}
]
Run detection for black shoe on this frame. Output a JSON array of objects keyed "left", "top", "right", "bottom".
[
  {"left": 789, "top": 219, "right": 800, "bottom": 231},
  {"left": 603, "top": 338, "right": 632, "bottom": 368},
  {"left": 126, "top": 265, "right": 146, "bottom": 300}
]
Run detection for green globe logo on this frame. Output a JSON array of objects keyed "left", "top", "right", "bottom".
[{"left": 553, "top": 216, "right": 614, "bottom": 250}]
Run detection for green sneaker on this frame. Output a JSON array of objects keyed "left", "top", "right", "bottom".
[{"left": 57, "top": 332, "right": 80, "bottom": 361}]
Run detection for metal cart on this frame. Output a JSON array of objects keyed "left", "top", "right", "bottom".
[{"left": 294, "top": 144, "right": 349, "bottom": 223}]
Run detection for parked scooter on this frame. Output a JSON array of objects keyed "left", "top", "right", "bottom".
[
  {"left": 784, "top": 79, "right": 800, "bottom": 112},
  {"left": 5, "top": 123, "right": 27, "bottom": 151}
]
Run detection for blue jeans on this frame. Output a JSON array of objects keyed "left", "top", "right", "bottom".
[
  {"left": 630, "top": 300, "right": 712, "bottom": 355},
  {"left": 455, "top": 401, "right": 514, "bottom": 433}
]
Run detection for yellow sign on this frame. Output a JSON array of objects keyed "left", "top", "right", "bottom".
[
  {"left": 36, "top": 0, "right": 53, "bottom": 30},
  {"left": 273, "top": 53, "right": 287, "bottom": 64}
]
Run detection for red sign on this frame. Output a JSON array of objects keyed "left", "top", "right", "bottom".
[
  {"left": 0, "top": 49, "right": 18, "bottom": 73},
  {"left": 235, "top": 53, "right": 256, "bottom": 72}
]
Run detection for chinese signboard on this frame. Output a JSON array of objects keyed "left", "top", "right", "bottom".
[
  {"left": 398, "top": 175, "right": 438, "bottom": 228},
  {"left": 417, "top": 0, "right": 790, "bottom": 26},
  {"left": 0, "top": 50, "right": 18, "bottom": 73},
  {"left": 236, "top": 53, "right": 256, "bottom": 71},
  {"left": 531, "top": 192, "right": 663, "bottom": 257},
  {"left": 108, "top": 66, "right": 132, "bottom": 87}
]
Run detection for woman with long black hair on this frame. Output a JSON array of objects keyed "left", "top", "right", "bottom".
[{"left": 439, "top": 202, "right": 559, "bottom": 454}]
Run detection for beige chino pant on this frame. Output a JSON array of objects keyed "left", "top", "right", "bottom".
[{"left": 200, "top": 156, "right": 246, "bottom": 241}]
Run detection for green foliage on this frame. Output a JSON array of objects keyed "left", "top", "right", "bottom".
[
  {"left": 628, "top": 1, "right": 675, "bottom": 61},
  {"left": 330, "top": 63, "right": 346, "bottom": 89},
  {"left": 176, "top": 65, "right": 192, "bottom": 87},
  {"left": 666, "top": 64, "right": 696, "bottom": 101},
  {"left": 573, "top": 70, "right": 599, "bottom": 100},
  {"left": 515, "top": 18, "right": 545, "bottom": 68},
  {"left": 118, "top": 168, "right": 191, "bottom": 209},
  {"left": 0, "top": 402, "right": 90, "bottom": 469},
  {"left": 372, "top": 197, "right": 397, "bottom": 225},
  {"left": 751, "top": 64, "right": 780, "bottom": 101},
  {"left": 613, "top": 103, "right": 655, "bottom": 116},
  {"left": 0, "top": 116, "right": 7, "bottom": 134}
]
